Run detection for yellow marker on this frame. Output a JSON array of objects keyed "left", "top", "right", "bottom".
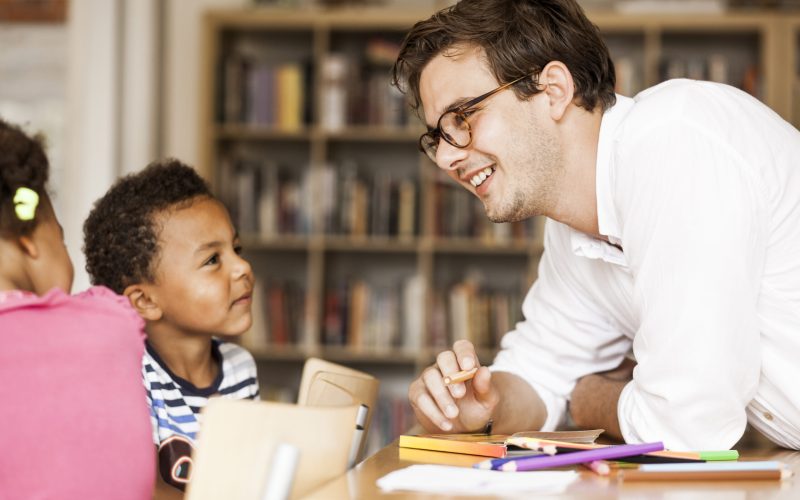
[{"left": 444, "top": 367, "right": 478, "bottom": 385}]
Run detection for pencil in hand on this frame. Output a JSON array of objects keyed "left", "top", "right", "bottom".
[{"left": 444, "top": 367, "right": 479, "bottom": 385}]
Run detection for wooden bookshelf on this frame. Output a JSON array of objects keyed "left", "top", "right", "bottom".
[
  {"left": 786, "top": 16, "right": 800, "bottom": 129},
  {"left": 199, "top": 7, "right": 800, "bottom": 450}
]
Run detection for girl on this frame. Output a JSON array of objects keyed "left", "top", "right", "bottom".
[{"left": 0, "top": 118, "right": 154, "bottom": 499}]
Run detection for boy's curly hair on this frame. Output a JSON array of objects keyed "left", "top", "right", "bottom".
[{"left": 83, "top": 158, "right": 212, "bottom": 294}]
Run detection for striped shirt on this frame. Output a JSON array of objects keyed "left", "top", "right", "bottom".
[
  {"left": 143, "top": 339, "right": 260, "bottom": 443},
  {"left": 143, "top": 339, "right": 259, "bottom": 489}
]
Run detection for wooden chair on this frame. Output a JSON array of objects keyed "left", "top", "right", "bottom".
[
  {"left": 186, "top": 399, "right": 360, "bottom": 500},
  {"left": 297, "top": 357, "right": 379, "bottom": 464}
]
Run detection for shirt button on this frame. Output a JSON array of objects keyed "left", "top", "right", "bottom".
[{"left": 764, "top": 412, "right": 774, "bottom": 421}]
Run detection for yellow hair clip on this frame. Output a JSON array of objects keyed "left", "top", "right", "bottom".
[{"left": 13, "top": 187, "right": 40, "bottom": 221}]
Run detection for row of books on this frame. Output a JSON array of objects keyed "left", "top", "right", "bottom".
[
  {"left": 659, "top": 56, "right": 759, "bottom": 96},
  {"left": 240, "top": 271, "right": 526, "bottom": 352},
  {"left": 217, "top": 40, "right": 411, "bottom": 129},
  {"left": 613, "top": 55, "right": 760, "bottom": 98},
  {"left": 219, "top": 156, "right": 419, "bottom": 238},
  {"left": 429, "top": 279, "right": 525, "bottom": 351},
  {"left": 320, "top": 42, "right": 411, "bottom": 130},
  {"left": 219, "top": 56, "right": 310, "bottom": 129},
  {"left": 241, "top": 281, "right": 307, "bottom": 350},
  {"left": 434, "top": 179, "right": 539, "bottom": 242},
  {"left": 319, "top": 273, "right": 524, "bottom": 351},
  {"left": 322, "top": 275, "right": 425, "bottom": 350}
]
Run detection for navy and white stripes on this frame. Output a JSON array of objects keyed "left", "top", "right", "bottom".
[{"left": 143, "top": 339, "right": 260, "bottom": 445}]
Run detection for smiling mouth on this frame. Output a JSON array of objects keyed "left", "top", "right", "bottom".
[{"left": 469, "top": 166, "right": 495, "bottom": 187}]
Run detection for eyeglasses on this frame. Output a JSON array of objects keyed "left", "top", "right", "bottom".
[{"left": 419, "top": 73, "right": 534, "bottom": 163}]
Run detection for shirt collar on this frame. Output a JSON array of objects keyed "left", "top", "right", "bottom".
[
  {"left": 569, "top": 94, "right": 635, "bottom": 266},
  {"left": 595, "top": 94, "right": 634, "bottom": 245}
]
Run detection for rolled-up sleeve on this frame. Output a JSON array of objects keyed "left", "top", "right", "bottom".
[
  {"left": 491, "top": 220, "right": 632, "bottom": 431},
  {"left": 615, "top": 113, "right": 766, "bottom": 450}
]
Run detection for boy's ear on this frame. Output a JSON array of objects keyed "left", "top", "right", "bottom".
[
  {"left": 17, "top": 235, "right": 39, "bottom": 259},
  {"left": 124, "top": 284, "right": 163, "bottom": 321},
  {"left": 540, "top": 60, "right": 575, "bottom": 121}
]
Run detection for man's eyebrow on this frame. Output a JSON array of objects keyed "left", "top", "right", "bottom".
[
  {"left": 427, "top": 96, "right": 474, "bottom": 130},
  {"left": 445, "top": 97, "right": 472, "bottom": 111}
]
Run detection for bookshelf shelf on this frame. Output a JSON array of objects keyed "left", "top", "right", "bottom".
[
  {"left": 323, "top": 235, "right": 418, "bottom": 253},
  {"left": 431, "top": 237, "right": 543, "bottom": 255},
  {"left": 322, "top": 127, "right": 424, "bottom": 142},
  {"left": 216, "top": 125, "right": 313, "bottom": 141},
  {"left": 247, "top": 345, "right": 422, "bottom": 365},
  {"left": 200, "top": 6, "right": 800, "bottom": 453}
]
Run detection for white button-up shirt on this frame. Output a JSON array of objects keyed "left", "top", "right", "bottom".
[{"left": 492, "top": 79, "right": 800, "bottom": 450}]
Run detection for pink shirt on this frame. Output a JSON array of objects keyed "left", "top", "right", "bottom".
[{"left": 0, "top": 286, "right": 155, "bottom": 499}]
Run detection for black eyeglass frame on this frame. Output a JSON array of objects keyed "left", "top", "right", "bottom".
[{"left": 418, "top": 73, "right": 535, "bottom": 161}]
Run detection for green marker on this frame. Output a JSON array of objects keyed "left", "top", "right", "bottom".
[{"left": 699, "top": 450, "right": 739, "bottom": 461}]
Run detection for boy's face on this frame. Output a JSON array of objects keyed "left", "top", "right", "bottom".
[{"left": 149, "top": 197, "right": 254, "bottom": 337}]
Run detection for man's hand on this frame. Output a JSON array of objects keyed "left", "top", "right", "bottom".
[
  {"left": 408, "top": 340, "right": 499, "bottom": 433},
  {"left": 569, "top": 357, "right": 636, "bottom": 440}
]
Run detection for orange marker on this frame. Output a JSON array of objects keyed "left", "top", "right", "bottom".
[{"left": 444, "top": 367, "right": 478, "bottom": 385}]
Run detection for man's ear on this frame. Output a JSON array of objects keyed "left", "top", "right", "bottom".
[
  {"left": 124, "top": 284, "right": 163, "bottom": 321},
  {"left": 539, "top": 61, "right": 575, "bottom": 121},
  {"left": 17, "top": 235, "right": 39, "bottom": 259}
]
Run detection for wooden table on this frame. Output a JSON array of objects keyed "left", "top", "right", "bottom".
[{"left": 303, "top": 441, "right": 800, "bottom": 499}]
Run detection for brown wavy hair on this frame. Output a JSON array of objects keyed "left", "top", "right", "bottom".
[{"left": 392, "top": 0, "right": 616, "bottom": 115}]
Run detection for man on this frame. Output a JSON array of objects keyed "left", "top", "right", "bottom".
[{"left": 394, "top": 0, "right": 800, "bottom": 450}]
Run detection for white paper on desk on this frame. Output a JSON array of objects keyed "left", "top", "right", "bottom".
[{"left": 377, "top": 465, "right": 578, "bottom": 495}]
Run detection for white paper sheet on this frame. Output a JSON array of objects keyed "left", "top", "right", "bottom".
[{"left": 377, "top": 464, "right": 579, "bottom": 496}]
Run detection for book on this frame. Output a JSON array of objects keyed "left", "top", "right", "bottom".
[{"left": 398, "top": 429, "right": 605, "bottom": 459}]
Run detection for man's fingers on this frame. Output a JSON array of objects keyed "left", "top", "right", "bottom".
[
  {"left": 452, "top": 339, "right": 478, "bottom": 371},
  {"left": 436, "top": 350, "right": 466, "bottom": 398},
  {"left": 470, "top": 367, "right": 499, "bottom": 408},
  {"left": 414, "top": 393, "right": 453, "bottom": 431},
  {"left": 422, "top": 365, "right": 460, "bottom": 419},
  {"left": 409, "top": 375, "right": 454, "bottom": 431}
]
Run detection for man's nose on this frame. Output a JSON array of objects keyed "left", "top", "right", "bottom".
[{"left": 435, "top": 139, "right": 469, "bottom": 171}]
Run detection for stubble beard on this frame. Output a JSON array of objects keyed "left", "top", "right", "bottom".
[{"left": 483, "top": 127, "right": 561, "bottom": 223}]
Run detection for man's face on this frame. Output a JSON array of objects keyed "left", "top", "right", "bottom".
[{"left": 418, "top": 45, "right": 562, "bottom": 222}]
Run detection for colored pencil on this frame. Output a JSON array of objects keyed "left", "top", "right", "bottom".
[
  {"left": 503, "top": 437, "right": 557, "bottom": 455},
  {"left": 584, "top": 460, "right": 611, "bottom": 476},
  {"left": 474, "top": 455, "right": 543, "bottom": 470},
  {"left": 505, "top": 436, "right": 736, "bottom": 463},
  {"left": 498, "top": 442, "right": 664, "bottom": 472},
  {"left": 443, "top": 367, "right": 478, "bottom": 385},
  {"left": 618, "top": 461, "right": 792, "bottom": 481}
]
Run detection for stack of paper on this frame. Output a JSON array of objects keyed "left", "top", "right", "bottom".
[{"left": 377, "top": 465, "right": 579, "bottom": 495}]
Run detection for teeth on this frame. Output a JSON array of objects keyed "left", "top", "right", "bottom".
[{"left": 470, "top": 167, "right": 495, "bottom": 187}]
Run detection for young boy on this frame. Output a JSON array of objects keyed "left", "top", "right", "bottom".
[{"left": 83, "top": 159, "right": 259, "bottom": 497}]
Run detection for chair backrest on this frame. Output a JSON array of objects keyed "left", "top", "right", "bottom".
[
  {"left": 297, "top": 357, "right": 379, "bottom": 463},
  {"left": 186, "top": 399, "right": 359, "bottom": 500}
]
